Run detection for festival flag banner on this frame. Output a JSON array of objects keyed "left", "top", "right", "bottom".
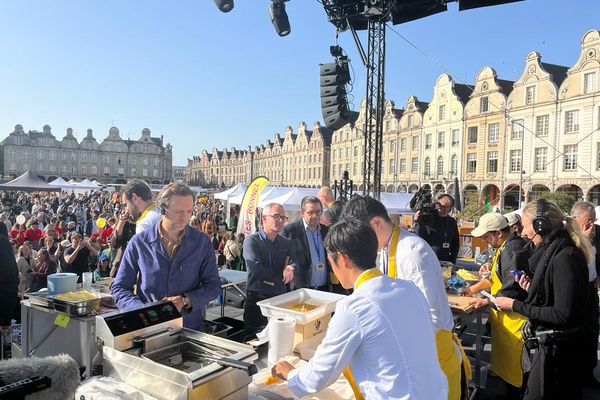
[{"left": 237, "top": 176, "right": 269, "bottom": 236}]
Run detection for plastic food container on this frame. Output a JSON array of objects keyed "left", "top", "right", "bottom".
[{"left": 257, "top": 289, "right": 346, "bottom": 325}]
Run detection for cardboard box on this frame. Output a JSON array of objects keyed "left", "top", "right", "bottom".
[{"left": 293, "top": 313, "right": 331, "bottom": 349}]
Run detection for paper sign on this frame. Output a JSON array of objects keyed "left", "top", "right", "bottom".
[{"left": 54, "top": 313, "right": 70, "bottom": 328}]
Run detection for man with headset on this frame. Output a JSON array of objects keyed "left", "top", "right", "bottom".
[
  {"left": 414, "top": 193, "right": 460, "bottom": 264},
  {"left": 112, "top": 183, "right": 221, "bottom": 331}
]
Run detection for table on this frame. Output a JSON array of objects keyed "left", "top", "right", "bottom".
[
  {"left": 448, "top": 294, "right": 485, "bottom": 399},
  {"left": 218, "top": 269, "right": 248, "bottom": 317}
]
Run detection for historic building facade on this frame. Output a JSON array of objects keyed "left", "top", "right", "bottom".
[
  {"left": 187, "top": 29, "right": 600, "bottom": 206},
  {"left": 0, "top": 125, "right": 173, "bottom": 184}
]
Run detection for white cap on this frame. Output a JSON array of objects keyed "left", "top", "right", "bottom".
[
  {"left": 503, "top": 212, "right": 521, "bottom": 227},
  {"left": 471, "top": 213, "right": 509, "bottom": 237}
]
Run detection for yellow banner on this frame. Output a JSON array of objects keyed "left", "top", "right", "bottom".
[{"left": 237, "top": 176, "right": 269, "bottom": 236}]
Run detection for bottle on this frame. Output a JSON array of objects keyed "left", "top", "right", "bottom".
[{"left": 475, "top": 247, "right": 481, "bottom": 257}]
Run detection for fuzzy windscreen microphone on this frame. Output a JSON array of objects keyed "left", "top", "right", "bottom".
[{"left": 0, "top": 354, "right": 80, "bottom": 400}]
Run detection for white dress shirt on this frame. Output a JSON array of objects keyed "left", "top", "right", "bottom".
[
  {"left": 135, "top": 207, "right": 161, "bottom": 234},
  {"left": 287, "top": 272, "right": 447, "bottom": 399},
  {"left": 378, "top": 228, "right": 455, "bottom": 333}
]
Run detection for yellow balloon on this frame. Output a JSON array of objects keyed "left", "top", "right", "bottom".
[{"left": 96, "top": 217, "right": 107, "bottom": 228}]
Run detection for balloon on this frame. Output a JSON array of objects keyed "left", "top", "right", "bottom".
[
  {"left": 96, "top": 217, "right": 107, "bottom": 228},
  {"left": 16, "top": 215, "right": 26, "bottom": 225}
]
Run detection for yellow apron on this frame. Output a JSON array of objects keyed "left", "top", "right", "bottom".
[
  {"left": 388, "top": 225, "right": 468, "bottom": 400},
  {"left": 342, "top": 268, "right": 383, "bottom": 400},
  {"left": 488, "top": 239, "right": 527, "bottom": 388}
]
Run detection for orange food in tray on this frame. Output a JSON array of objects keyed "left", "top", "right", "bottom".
[
  {"left": 264, "top": 375, "right": 281, "bottom": 385},
  {"left": 280, "top": 302, "right": 319, "bottom": 313}
]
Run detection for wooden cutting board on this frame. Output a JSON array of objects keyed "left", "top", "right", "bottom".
[{"left": 447, "top": 294, "right": 475, "bottom": 314}]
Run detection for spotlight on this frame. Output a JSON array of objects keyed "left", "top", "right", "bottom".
[
  {"left": 269, "top": 0, "right": 291, "bottom": 37},
  {"left": 213, "top": 0, "right": 234, "bottom": 13}
]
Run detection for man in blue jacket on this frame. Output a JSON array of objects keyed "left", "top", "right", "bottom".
[{"left": 112, "top": 183, "right": 221, "bottom": 331}]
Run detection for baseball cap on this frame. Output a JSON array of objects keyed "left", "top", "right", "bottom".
[
  {"left": 98, "top": 254, "right": 108, "bottom": 262},
  {"left": 504, "top": 212, "right": 521, "bottom": 227},
  {"left": 471, "top": 213, "right": 509, "bottom": 237},
  {"left": 60, "top": 240, "right": 71, "bottom": 247}
]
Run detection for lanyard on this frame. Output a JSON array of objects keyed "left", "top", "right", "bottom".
[
  {"left": 309, "top": 228, "right": 323, "bottom": 263},
  {"left": 135, "top": 204, "right": 156, "bottom": 224},
  {"left": 383, "top": 225, "right": 401, "bottom": 278}
]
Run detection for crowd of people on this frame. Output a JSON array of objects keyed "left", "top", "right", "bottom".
[{"left": 0, "top": 180, "right": 598, "bottom": 399}]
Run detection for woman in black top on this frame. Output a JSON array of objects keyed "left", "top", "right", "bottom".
[{"left": 493, "top": 200, "right": 591, "bottom": 400}]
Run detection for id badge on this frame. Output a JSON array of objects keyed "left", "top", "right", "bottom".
[
  {"left": 316, "top": 262, "right": 325, "bottom": 271},
  {"left": 442, "top": 242, "right": 450, "bottom": 249}
]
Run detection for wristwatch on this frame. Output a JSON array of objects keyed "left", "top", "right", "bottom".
[{"left": 181, "top": 294, "right": 191, "bottom": 310}]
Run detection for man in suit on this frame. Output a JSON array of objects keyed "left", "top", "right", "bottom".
[{"left": 283, "top": 196, "right": 330, "bottom": 291}]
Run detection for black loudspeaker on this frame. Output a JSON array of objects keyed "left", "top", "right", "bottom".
[
  {"left": 533, "top": 199, "right": 552, "bottom": 236},
  {"left": 320, "top": 60, "right": 350, "bottom": 131}
]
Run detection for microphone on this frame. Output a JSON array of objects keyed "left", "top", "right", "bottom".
[{"left": 0, "top": 354, "right": 80, "bottom": 400}]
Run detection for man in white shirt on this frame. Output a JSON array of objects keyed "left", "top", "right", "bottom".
[
  {"left": 342, "top": 196, "right": 465, "bottom": 400},
  {"left": 272, "top": 220, "right": 447, "bottom": 399},
  {"left": 121, "top": 179, "right": 161, "bottom": 234}
]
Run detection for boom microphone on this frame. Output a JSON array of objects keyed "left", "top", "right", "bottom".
[{"left": 0, "top": 354, "right": 80, "bottom": 400}]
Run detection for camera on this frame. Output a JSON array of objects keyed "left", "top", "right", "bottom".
[{"left": 410, "top": 188, "right": 438, "bottom": 223}]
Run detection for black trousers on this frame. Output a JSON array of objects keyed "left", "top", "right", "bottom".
[
  {"left": 243, "top": 291, "right": 269, "bottom": 338},
  {"left": 585, "top": 282, "right": 599, "bottom": 377},
  {"left": 524, "top": 334, "right": 585, "bottom": 400}
]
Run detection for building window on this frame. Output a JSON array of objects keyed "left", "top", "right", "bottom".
[
  {"left": 563, "top": 145, "right": 577, "bottom": 171},
  {"left": 510, "top": 149, "right": 522, "bottom": 173},
  {"left": 131, "top": 167, "right": 136, "bottom": 176},
  {"left": 407, "top": 114, "right": 414, "bottom": 128},
  {"left": 480, "top": 97, "right": 489, "bottom": 113},
  {"left": 564, "top": 110, "right": 579, "bottom": 133},
  {"left": 81, "top": 166, "right": 87, "bottom": 174},
  {"left": 451, "top": 129, "right": 459, "bottom": 147},
  {"left": 36, "top": 150, "right": 43, "bottom": 160},
  {"left": 9, "top": 162, "right": 16, "bottom": 171},
  {"left": 385, "top": 121, "right": 390, "bottom": 132},
  {"left": 467, "top": 126, "right": 478, "bottom": 144},
  {"left": 91, "top": 165, "right": 97, "bottom": 174},
  {"left": 353, "top": 163, "right": 357, "bottom": 175},
  {"left": 511, "top": 119, "right": 524, "bottom": 139},
  {"left": 438, "top": 104, "right": 446, "bottom": 121},
  {"left": 487, "top": 151, "right": 498, "bottom": 173},
  {"left": 81, "top": 153, "right": 87, "bottom": 162},
  {"left": 8, "top": 149, "right": 15, "bottom": 158},
  {"left": 118, "top": 167, "right": 125, "bottom": 175},
  {"left": 525, "top": 85, "right": 536, "bottom": 105},
  {"left": 467, "top": 153, "right": 477, "bottom": 173},
  {"left": 103, "top": 166, "right": 110, "bottom": 175},
  {"left": 597, "top": 143, "right": 600, "bottom": 170},
  {"left": 49, "top": 151, "right": 56, "bottom": 161},
  {"left": 411, "top": 157, "right": 418, "bottom": 173},
  {"left": 535, "top": 147, "right": 547, "bottom": 172},
  {"left": 23, "top": 149, "right": 30, "bottom": 159},
  {"left": 584, "top": 72, "right": 597, "bottom": 94},
  {"left": 49, "top": 164, "right": 56, "bottom": 173},
  {"left": 400, "top": 158, "right": 406, "bottom": 173},
  {"left": 390, "top": 140, "right": 396, "bottom": 154},
  {"left": 536, "top": 115, "right": 549, "bottom": 136},
  {"left": 353, "top": 146, "right": 358, "bottom": 157},
  {"left": 488, "top": 123, "right": 499, "bottom": 142},
  {"left": 425, "top": 134, "right": 432, "bottom": 149},
  {"left": 451, "top": 155, "right": 458, "bottom": 175},
  {"left": 412, "top": 136, "right": 419, "bottom": 150},
  {"left": 437, "top": 156, "right": 444, "bottom": 176},
  {"left": 437, "top": 131, "right": 445, "bottom": 148},
  {"left": 400, "top": 138, "right": 407, "bottom": 151},
  {"left": 91, "top": 154, "right": 97, "bottom": 162},
  {"left": 424, "top": 158, "right": 431, "bottom": 176},
  {"left": 390, "top": 159, "right": 396, "bottom": 175}
]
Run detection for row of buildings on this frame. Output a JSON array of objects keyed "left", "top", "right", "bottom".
[
  {"left": 0, "top": 126, "right": 173, "bottom": 184},
  {"left": 186, "top": 29, "right": 600, "bottom": 209}
]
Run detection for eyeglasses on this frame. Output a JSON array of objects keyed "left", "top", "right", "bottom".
[
  {"left": 304, "top": 210, "right": 323, "bottom": 216},
  {"left": 266, "top": 214, "right": 288, "bottom": 222}
]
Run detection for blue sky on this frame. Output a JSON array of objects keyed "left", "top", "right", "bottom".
[{"left": 0, "top": 1, "right": 598, "bottom": 166}]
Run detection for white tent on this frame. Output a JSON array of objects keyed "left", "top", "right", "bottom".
[
  {"left": 68, "top": 179, "right": 78, "bottom": 184},
  {"left": 379, "top": 192, "right": 414, "bottom": 214},
  {"left": 49, "top": 177, "right": 74, "bottom": 189},
  {"left": 75, "top": 179, "right": 100, "bottom": 190},
  {"left": 262, "top": 187, "right": 320, "bottom": 211},
  {"left": 214, "top": 183, "right": 247, "bottom": 200}
]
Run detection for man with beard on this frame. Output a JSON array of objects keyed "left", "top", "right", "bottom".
[
  {"left": 112, "top": 183, "right": 220, "bottom": 331},
  {"left": 121, "top": 179, "right": 161, "bottom": 235}
]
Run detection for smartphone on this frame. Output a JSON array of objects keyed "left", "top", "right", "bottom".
[
  {"left": 480, "top": 290, "right": 496, "bottom": 301},
  {"left": 511, "top": 270, "right": 524, "bottom": 278}
]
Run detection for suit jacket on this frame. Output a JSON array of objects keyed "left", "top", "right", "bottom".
[{"left": 283, "top": 219, "right": 330, "bottom": 289}]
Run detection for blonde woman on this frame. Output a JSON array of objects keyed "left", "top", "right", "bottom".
[
  {"left": 493, "top": 199, "right": 591, "bottom": 400},
  {"left": 16, "top": 245, "right": 34, "bottom": 294}
]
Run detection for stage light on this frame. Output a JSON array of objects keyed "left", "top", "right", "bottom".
[
  {"left": 269, "top": 0, "right": 291, "bottom": 37},
  {"left": 213, "top": 0, "right": 234, "bottom": 13}
]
